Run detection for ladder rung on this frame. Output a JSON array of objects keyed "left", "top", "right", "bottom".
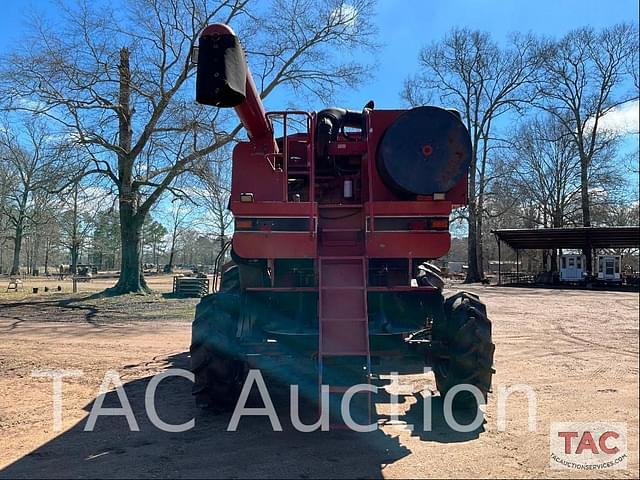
[
  {"left": 320, "top": 350, "right": 369, "bottom": 356},
  {"left": 319, "top": 317, "right": 367, "bottom": 322},
  {"left": 319, "top": 256, "right": 365, "bottom": 261},
  {"left": 319, "top": 286, "right": 364, "bottom": 291},
  {"left": 318, "top": 204, "right": 363, "bottom": 208}
]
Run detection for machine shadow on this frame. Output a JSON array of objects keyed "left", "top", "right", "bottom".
[
  {"left": 374, "top": 388, "right": 484, "bottom": 444},
  {"left": 1, "top": 352, "right": 415, "bottom": 479}
]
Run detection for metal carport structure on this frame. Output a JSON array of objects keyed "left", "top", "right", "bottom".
[{"left": 491, "top": 226, "right": 640, "bottom": 285}]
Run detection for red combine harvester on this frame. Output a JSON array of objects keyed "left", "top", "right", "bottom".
[{"left": 190, "top": 24, "right": 494, "bottom": 418}]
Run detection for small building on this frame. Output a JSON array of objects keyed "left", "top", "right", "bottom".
[
  {"left": 487, "top": 260, "right": 521, "bottom": 274},
  {"left": 597, "top": 254, "right": 622, "bottom": 283},
  {"left": 447, "top": 261, "right": 465, "bottom": 274},
  {"left": 560, "top": 254, "right": 585, "bottom": 282},
  {"left": 491, "top": 226, "right": 640, "bottom": 288}
]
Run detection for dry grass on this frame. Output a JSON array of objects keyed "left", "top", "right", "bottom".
[{"left": 0, "top": 273, "right": 199, "bottom": 324}]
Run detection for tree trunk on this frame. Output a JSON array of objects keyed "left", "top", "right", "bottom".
[
  {"left": 31, "top": 234, "right": 40, "bottom": 275},
  {"left": 167, "top": 224, "right": 178, "bottom": 273},
  {"left": 476, "top": 210, "right": 485, "bottom": 278},
  {"left": 70, "top": 243, "right": 80, "bottom": 275},
  {"left": 10, "top": 224, "right": 23, "bottom": 276},
  {"left": 580, "top": 158, "right": 593, "bottom": 274},
  {"left": 167, "top": 248, "right": 175, "bottom": 273},
  {"left": 465, "top": 160, "right": 482, "bottom": 283},
  {"left": 110, "top": 205, "right": 148, "bottom": 293},
  {"left": 44, "top": 238, "right": 50, "bottom": 275},
  {"left": 108, "top": 47, "right": 149, "bottom": 294},
  {"left": 465, "top": 207, "right": 482, "bottom": 283},
  {"left": 153, "top": 240, "right": 158, "bottom": 269},
  {"left": 464, "top": 133, "right": 482, "bottom": 283}
]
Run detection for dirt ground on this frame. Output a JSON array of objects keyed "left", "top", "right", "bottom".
[{"left": 0, "top": 277, "right": 638, "bottom": 479}]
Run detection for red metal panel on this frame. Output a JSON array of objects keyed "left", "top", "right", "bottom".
[
  {"left": 447, "top": 176, "right": 468, "bottom": 207},
  {"left": 328, "top": 141, "right": 368, "bottom": 156},
  {"left": 367, "top": 110, "right": 404, "bottom": 202},
  {"left": 230, "top": 143, "right": 285, "bottom": 202},
  {"left": 233, "top": 232, "right": 316, "bottom": 258},
  {"left": 231, "top": 201, "right": 314, "bottom": 217},
  {"left": 366, "top": 231, "right": 451, "bottom": 258},
  {"left": 367, "top": 201, "right": 452, "bottom": 216}
]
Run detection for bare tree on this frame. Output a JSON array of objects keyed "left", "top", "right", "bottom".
[
  {"left": 403, "top": 28, "right": 540, "bottom": 282},
  {"left": 195, "top": 151, "right": 233, "bottom": 252},
  {"left": 163, "top": 199, "right": 194, "bottom": 272},
  {"left": 0, "top": 0, "right": 375, "bottom": 293},
  {"left": 536, "top": 23, "right": 638, "bottom": 271},
  {"left": 0, "top": 155, "right": 12, "bottom": 273},
  {"left": 509, "top": 116, "right": 583, "bottom": 229},
  {"left": 0, "top": 120, "right": 65, "bottom": 275},
  {"left": 141, "top": 217, "right": 168, "bottom": 269},
  {"left": 58, "top": 181, "right": 102, "bottom": 274}
]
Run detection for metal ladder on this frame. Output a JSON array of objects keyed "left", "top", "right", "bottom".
[{"left": 317, "top": 212, "right": 372, "bottom": 427}]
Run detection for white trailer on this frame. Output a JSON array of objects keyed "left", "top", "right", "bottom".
[
  {"left": 560, "top": 254, "right": 585, "bottom": 283},
  {"left": 597, "top": 254, "right": 622, "bottom": 283}
]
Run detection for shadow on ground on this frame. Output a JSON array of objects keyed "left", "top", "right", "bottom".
[{"left": 0, "top": 353, "right": 486, "bottom": 479}]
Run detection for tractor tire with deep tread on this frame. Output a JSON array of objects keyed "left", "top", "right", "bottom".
[
  {"left": 416, "top": 262, "right": 445, "bottom": 290},
  {"left": 431, "top": 291, "right": 495, "bottom": 410},
  {"left": 190, "top": 264, "right": 247, "bottom": 410}
]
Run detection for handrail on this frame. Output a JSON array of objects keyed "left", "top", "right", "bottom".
[{"left": 265, "top": 111, "right": 315, "bottom": 235}]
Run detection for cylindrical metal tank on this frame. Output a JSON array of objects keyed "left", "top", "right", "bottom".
[{"left": 376, "top": 106, "right": 472, "bottom": 196}]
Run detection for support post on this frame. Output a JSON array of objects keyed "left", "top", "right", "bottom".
[
  {"left": 516, "top": 249, "right": 520, "bottom": 284},
  {"left": 497, "top": 236, "right": 502, "bottom": 286}
]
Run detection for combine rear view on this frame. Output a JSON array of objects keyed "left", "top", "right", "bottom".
[{"left": 190, "top": 24, "right": 495, "bottom": 420}]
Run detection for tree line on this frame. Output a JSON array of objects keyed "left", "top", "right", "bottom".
[
  {"left": 404, "top": 24, "right": 638, "bottom": 280},
  {"left": 0, "top": 0, "right": 637, "bottom": 291}
]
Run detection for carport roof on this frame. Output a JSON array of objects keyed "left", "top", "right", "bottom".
[{"left": 492, "top": 226, "right": 640, "bottom": 250}]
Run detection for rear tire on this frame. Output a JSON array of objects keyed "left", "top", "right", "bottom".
[
  {"left": 432, "top": 291, "right": 495, "bottom": 410},
  {"left": 190, "top": 264, "right": 247, "bottom": 410},
  {"left": 416, "top": 262, "right": 445, "bottom": 290}
]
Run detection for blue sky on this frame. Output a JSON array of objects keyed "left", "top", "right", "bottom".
[
  {"left": 303, "top": 0, "right": 638, "bottom": 110},
  {"left": 1, "top": 0, "right": 637, "bottom": 110}
]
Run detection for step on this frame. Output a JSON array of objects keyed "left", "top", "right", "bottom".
[
  {"left": 318, "top": 203, "right": 363, "bottom": 208},
  {"left": 320, "top": 260, "right": 365, "bottom": 287},
  {"left": 320, "top": 290, "right": 365, "bottom": 317},
  {"left": 320, "top": 317, "right": 367, "bottom": 322},
  {"left": 319, "top": 286, "right": 365, "bottom": 291},
  {"left": 320, "top": 322, "right": 368, "bottom": 353},
  {"left": 321, "top": 240, "right": 359, "bottom": 246},
  {"left": 319, "top": 256, "right": 365, "bottom": 261},
  {"left": 320, "top": 350, "right": 370, "bottom": 356},
  {"left": 319, "top": 248, "right": 365, "bottom": 256}
]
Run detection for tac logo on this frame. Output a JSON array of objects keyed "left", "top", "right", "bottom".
[{"left": 550, "top": 422, "right": 627, "bottom": 470}]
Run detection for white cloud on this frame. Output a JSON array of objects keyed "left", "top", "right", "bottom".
[
  {"left": 591, "top": 100, "right": 640, "bottom": 135},
  {"left": 330, "top": 4, "right": 358, "bottom": 29},
  {"left": 16, "top": 98, "right": 47, "bottom": 112}
]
